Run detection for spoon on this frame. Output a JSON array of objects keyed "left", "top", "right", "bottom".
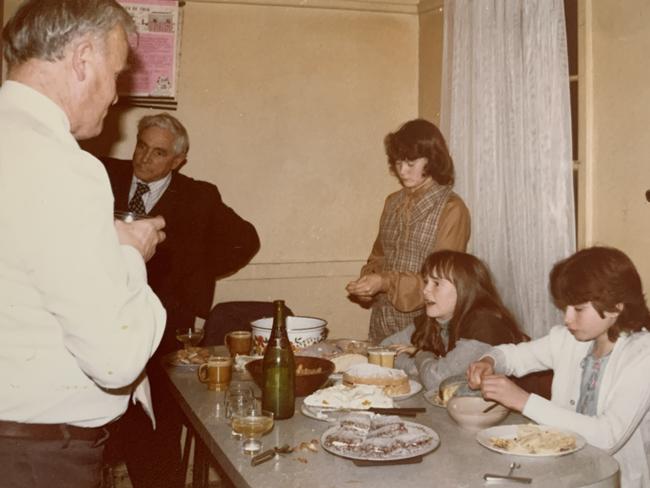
[
  {"left": 507, "top": 462, "right": 521, "bottom": 476},
  {"left": 482, "top": 402, "right": 499, "bottom": 413}
]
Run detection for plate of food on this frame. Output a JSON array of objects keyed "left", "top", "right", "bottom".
[
  {"left": 476, "top": 424, "right": 585, "bottom": 457},
  {"left": 336, "top": 339, "right": 372, "bottom": 355},
  {"left": 423, "top": 390, "right": 446, "bottom": 408},
  {"left": 391, "top": 380, "right": 423, "bottom": 401},
  {"left": 321, "top": 413, "right": 439, "bottom": 461},
  {"left": 165, "top": 347, "right": 211, "bottom": 368},
  {"left": 303, "top": 383, "right": 393, "bottom": 410}
]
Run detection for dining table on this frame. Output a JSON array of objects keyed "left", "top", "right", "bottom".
[{"left": 164, "top": 346, "right": 620, "bottom": 488}]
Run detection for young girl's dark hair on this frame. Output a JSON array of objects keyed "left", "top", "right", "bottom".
[
  {"left": 411, "top": 250, "right": 526, "bottom": 357},
  {"left": 549, "top": 246, "right": 650, "bottom": 341},
  {"left": 384, "top": 119, "right": 455, "bottom": 185}
]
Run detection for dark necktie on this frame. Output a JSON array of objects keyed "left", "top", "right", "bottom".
[{"left": 128, "top": 182, "right": 150, "bottom": 215}]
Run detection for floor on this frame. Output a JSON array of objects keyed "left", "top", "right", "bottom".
[{"left": 106, "top": 460, "right": 223, "bottom": 488}]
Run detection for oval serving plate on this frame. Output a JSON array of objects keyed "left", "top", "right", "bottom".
[{"left": 321, "top": 419, "right": 440, "bottom": 461}]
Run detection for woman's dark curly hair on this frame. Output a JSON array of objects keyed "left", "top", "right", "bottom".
[
  {"left": 410, "top": 251, "right": 526, "bottom": 357},
  {"left": 384, "top": 119, "right": 455, "bottom": 186},
  {"left": 550, "top": 246, "right": 650, "bottom": 341}
]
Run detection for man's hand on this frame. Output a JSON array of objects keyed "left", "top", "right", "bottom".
[
  {"left": 114, "top": 215, "right": 166, "bottom": 262},
  {"left": 466, "top": 357, "right": 495, "bottom": 389},
  {"left": 345, "top": 273, "right": 385, "bottom": 301}
]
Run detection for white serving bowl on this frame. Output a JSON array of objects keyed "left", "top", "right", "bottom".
[
  {"left": 251, "top": 316, "right": 328, "bottom": 355},
  {"left": 446, "top": 396, "right": 509, "bottom": 432}
]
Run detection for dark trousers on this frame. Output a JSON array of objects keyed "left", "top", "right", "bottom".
[
  {"left": 0, "top": 435, "right": 106, "bottom": 488},
  {"left": 202, "top": 301, "right": 294, "bottom": 346},
  {"left": 105, "top": 365, "right": 184, "bottom": 488}
]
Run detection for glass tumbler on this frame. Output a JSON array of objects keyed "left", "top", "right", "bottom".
[{"left": 224, "top": 383, "right": 255, "bottom": 439}]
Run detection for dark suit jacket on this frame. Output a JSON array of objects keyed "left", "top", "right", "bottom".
[{"left": 101, "top": 157, "right": 260, "bottom": 355}]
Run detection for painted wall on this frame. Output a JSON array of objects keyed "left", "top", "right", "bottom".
[
  {"left": 82, "top": 0, "right": 426, "bottom": 340},
  {"left": 587, "top": 0, "right": 650, "bottom": 288},
  {"left": 1, "top": 0, "right": 446, "bottom": 340}
]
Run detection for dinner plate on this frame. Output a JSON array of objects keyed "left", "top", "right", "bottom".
[
  {"left": 164, "top": 347, "right": 210, "bottom": 369},
  {"left": 423, "top": 390, "right": 446, "bottom": 408},
  {"left": 335, "top": 338, "right": 372, "bottom": 355},
  {"left": 476, "top": 424, "right": 586, "bottom": 457},
  {"left": 391, "top": 380, "right": 422, "bottom": 401},
  {"left": 301, "top": 403, "right": 346, "bottom": 423},
  {"left": 329, "top": 372, "right": 343, "bottom": 384},
  {"left": 321, "top": 419, "right": 440, "bottom": 461}
]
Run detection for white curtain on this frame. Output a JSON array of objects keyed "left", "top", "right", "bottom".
[{"left": 440, "top": 0, "right": 575, "bottom": 338}]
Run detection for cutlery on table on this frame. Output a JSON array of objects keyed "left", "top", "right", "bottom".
[
  {"left": 482, "top": 402, "right": 499, "bottom": 413},
  {"left": 368, "top": 407, "right": 426, "bottom": 417},
  {"left": 250, "top": 444, "right": 293, "bottom": 466},
  {"left": 353, "top": 456, "right": 423, "bottom": 467},
  {"left": 484, "top": 462, "right": 532, "bottom": 484}
]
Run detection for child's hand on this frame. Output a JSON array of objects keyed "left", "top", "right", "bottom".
[
  {"left": 479, "top": 375, "right": 530, "bottom": 413},
  {"left": 388, "top": 344, "right": 417, "bottom": 356},
  {"left": 466, "top": 358, "right": 494, "bottom": 389}
]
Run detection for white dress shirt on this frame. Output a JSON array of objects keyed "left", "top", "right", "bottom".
[
  {"left": 0, "top": 81, "right": 166, "bottom": 427},
  {"left": 128, "top": 173, "right": 172, "bottom": 213}
]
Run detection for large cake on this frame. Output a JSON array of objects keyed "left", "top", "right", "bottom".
[{"left": 342, "top": 363, "right": 410, "bottom": 396}]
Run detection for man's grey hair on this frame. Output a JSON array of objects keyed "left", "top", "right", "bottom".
[
  {"left": 2, "top": 0, "right": 135, "bottom": 69},
  {"left": 138, "top": 113, "right": 190, "bottom": 156}
]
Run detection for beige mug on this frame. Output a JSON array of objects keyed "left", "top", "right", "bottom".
[
  {"left": 225, "top": 330, "right": 252, "bottom": 357},
  {"left": 197, "top": 356, "right": 232, "bottom": 391}
]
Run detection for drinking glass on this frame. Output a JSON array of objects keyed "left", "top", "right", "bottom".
[
  {"left": 175, "top": 327, "right": 204, "bottom": 350},
  {"left": 231, "top": 410, "right": 274, "bottom": 455},
  {"left": 114, "top": 210, "right": 148, "bottom": 223},
  {"left": 224, "top": 383, "right": 255, "bottom": 439}
]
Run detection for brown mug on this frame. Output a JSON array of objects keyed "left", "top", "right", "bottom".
[
  {"left": 225, "top": 330, "right": 252, "bottom": 357},
  {"left": 197, "top": 356, "right": 232, "bottom": 391}
]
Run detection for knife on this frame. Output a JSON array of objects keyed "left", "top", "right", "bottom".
[
  {"left": 483, "top": 473, "right": 532, "bottom": 484},
  {"left": 251, "top": 449, "right": 276, "bottom": 466},
  {"left": 353, "top": 455, "right": 423, "bottom": 466},
  {"left": 368, "top": 407, "right": 425, "bottom": 417}
]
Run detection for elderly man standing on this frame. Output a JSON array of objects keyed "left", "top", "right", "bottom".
[
  {"left": 0, "top": 1, "right": 168, "bottom": 487},
  {"left": 100, "top": 113, "right": 260, "bottom": 487}
]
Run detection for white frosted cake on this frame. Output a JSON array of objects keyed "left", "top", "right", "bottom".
[{"left": 342, "top": 363, "right": 410, "bottom": 396}]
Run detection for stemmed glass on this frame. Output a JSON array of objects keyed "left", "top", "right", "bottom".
[
  {"left": 231, "top": 410, "right": 274, "bottom": 455},
  {"left": 175, "top": 327, "right": 204, "bottom": 350}
]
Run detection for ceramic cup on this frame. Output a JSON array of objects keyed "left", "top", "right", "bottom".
[
  {"left": 197, "top": 356, "right": 232, "bottom": 391},
  {"left": 225, "top": 330, "right": 252, "bottom": 357}
]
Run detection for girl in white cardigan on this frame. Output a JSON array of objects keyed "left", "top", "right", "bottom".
[{"left": 467, "top": 246, "right": 650, "bottom": 488}]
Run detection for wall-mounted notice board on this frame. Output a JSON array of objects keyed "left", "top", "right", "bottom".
[{"left": 117, "top": 0, "right": 183, "bottom": 109}]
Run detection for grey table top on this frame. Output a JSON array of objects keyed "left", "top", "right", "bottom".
[{"left": 165, "top": 351, "right": 619, "bottom": 488}]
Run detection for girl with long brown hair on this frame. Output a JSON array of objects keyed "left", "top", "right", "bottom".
[{"left": 381, "top": 250, "right": 526, "bottom": 392}]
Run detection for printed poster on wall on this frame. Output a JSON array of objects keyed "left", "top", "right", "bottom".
[{"left": 117, "top": 0, "right": 181, "bottom": 109}]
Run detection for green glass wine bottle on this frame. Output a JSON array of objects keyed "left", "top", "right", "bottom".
[{"left": 261, "top": 300, "right": 295, "bottom": 419}]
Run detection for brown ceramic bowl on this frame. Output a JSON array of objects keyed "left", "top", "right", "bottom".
[{"left": 245, "top": 355, "right": 335, "bottom": 397}]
